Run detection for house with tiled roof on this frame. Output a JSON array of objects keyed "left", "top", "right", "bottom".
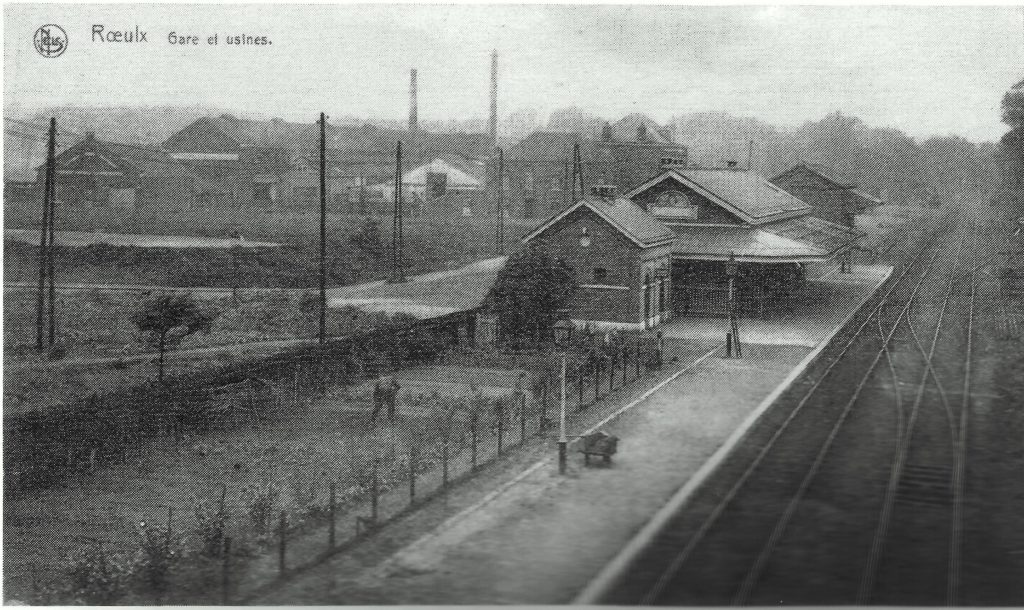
[
  {"left": 769, "top": 161, "right": 881, "bottom": 226},
  {"left": 40, "top": 133, "right": 199, "bottom": 212},
  {"left": 502, "top": 123, "right": 687, "bottom": 220}
]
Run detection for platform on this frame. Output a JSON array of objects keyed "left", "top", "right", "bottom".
[{"left": 662, "top": 264, "right": 893, "bottom": 347}]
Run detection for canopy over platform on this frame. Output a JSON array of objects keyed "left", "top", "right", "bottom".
[{"left": 671, "top": 216, "right": 863, "bottom": 263}]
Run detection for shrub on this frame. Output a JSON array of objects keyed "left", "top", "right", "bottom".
[
  {"left": 193, "top": 497, "right": 227, "bottom": 558},
  {"left": 133, "top": 524, "right": 183, "bottom": 603},
  {"left": 66, "top": 544, "right": 132, "bottom": 605}
]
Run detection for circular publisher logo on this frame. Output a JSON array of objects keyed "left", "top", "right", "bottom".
[{"left": 34, "top": 24, "right": 67, "bottom": 58}]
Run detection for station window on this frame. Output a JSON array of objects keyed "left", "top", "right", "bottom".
[{"left": 593, "top": 268, "right": 608, "bottom": 284}]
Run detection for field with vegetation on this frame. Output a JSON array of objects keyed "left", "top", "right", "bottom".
[{"left": 3, "top": 205, "right": 541, "bottom": 287}]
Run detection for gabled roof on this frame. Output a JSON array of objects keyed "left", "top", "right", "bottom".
[
  {"left": 524, "top": 196, "right": 675, "bottom": 248},
  {"left": 850, "top": 188, "right": 882, "bottom": 207},
  {"left": 612, "top": 113, "right": 673, "bottom": 144},
  {"left": 670, "top": 215, "right": 863, "bottom": 262},
  {"left": 506, "top": 131, "right": 582, "bottom": 162},
  {"left": 777, "top": 161, "right": 857, "bottom": 189},
  {"left": 404, "top": 157, "right": 486, "bottom": 186},
  {"left": 49, "top": 136, "right": 191, "bottom": 179},
  {"left": 626, "top": 168, "right": 810, "bottom": 225},
  {"left": 206, "top": 114, "right": 314, "bottom": 149}
]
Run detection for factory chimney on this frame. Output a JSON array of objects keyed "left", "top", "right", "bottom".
[
  {"left": 489, "top": 50, "right": 498, "bottom": 146},
  {"left": 409, "top": 68, "right": 418, "bottom": 133}
]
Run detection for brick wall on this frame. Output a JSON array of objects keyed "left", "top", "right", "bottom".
[{"left": 530, "top": 206, "right": 673, "bottom": 326}]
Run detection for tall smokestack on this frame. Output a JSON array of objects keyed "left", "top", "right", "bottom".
[
  {"left": 409, "top": 68, "right": 418, "bottom": 133},
  {"left": 489, "top": 50, "right": 498, "bottom": 146}
]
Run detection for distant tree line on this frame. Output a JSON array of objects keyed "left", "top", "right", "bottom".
[
  {"left": 671, "top": 110, "right": 999, "bottom": 206},
  {"left": 995, "top": 84, "right": 1024, "bottom": 213}
]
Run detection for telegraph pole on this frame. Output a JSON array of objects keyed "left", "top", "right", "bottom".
[
  {"left": 573, "top": 142, "right": 585, "bottom": 200},
  {"left": 390, "top": 141, "right": 405, "bottom": 283},
  {"left": 496, "top": 147, "right": 505, "bottom": 256},
  {"left": 35, "top": 118, "right": 56, "bottom": 349},
  {"left": 318, "top": 112, "right": 327, "bottom": 344},
  {"left": 563, "top": 158, "right": 570, "bottom": 208},
  {"left": 47, "top": 140, "right": 56, "bottom": 346}
]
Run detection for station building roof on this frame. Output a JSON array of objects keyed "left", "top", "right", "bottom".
[
  {"left": 627, "top": 168, "right": 811, "bottom": 225},
  {"left": 671, "top": 215, "right": 864, "bottom": 263}
]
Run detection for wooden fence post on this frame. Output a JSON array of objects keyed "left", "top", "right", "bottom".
[
  {"left": 278, "top": 511, "right": 286, "bottom": 575},
  {"left": 497, "top": 400, "right": 504, "bottom": 455},
  {"left": 221, "top": 536, "right": 231, "bottom": 605},
  {"left": 329, "top": 480, "right": 336, "bottom": 548},
  {"left": 635, "top": 337, "right": 642, "bottom": 379},
  {"left": 577, "top": 365, "right": 585, "bottom": 408},
  {"left": 594, "top": 359, "right": 601, "bottom": 401},
  {"left": 540, "top": 380, "right": 548, "bottom": 432},
  {"left": 520, "top": 392, "right": 527, "bottom": 444},
  {"left": 609, "top": 353, "right": 616, "bottom": 391},
  {"left": 409, "top": 445, "right": 417, "bottom": 502},
  {"left": 470, "top": 412, "right": 478, "bottom": 470},
  {"left": 442, "top": 430, "right": 451, "bottom": 490},
  {"left": 371, "top": 459, "right": 379, "bottom": 522}
]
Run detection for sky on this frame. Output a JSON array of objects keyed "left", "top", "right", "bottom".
[{"left": 4, "top": 4, "right": 1023, "bottom": 143}]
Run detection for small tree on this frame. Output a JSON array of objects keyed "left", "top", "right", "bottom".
[
  {"left": 131, "top": 293, "right": 216, "bottom": 381},
  {"left": 484, "top": 244, "right": 575, "bottom": 348},
  {"left": 350, "top": 218, "right": 387, "bottom": 282}
]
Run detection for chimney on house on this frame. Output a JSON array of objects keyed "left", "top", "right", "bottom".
[
  {"left": 489, "top": 50, "right": 498, "bottom": 146},
  {"left": 637, "top": 123, "right": 647, "bottom": 142},
  {"left": 601, "top": 122, "right": 613, "bottom": 142},
  {"left": 409, "top": 68, "right": 418, "bottom": 133}
]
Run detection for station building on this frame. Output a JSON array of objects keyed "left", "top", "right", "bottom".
[{"left": 523, "top": 165, "right": 863, "bottom": 329}]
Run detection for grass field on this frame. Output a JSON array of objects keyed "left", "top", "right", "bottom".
[{"left": 2, "top": 289, "right": 391, "bottom": 414}]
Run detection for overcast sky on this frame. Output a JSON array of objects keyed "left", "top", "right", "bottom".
[{"left": 5, "top": 4, "right": 1023, "bottom": 142}]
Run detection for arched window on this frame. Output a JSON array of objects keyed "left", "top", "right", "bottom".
[{"left": 653, "top": 190, "right": 698, "bottom": 220}]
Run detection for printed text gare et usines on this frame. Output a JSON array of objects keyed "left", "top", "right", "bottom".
[{"left": 92, "top": 25, "right": 271, "bottom": 46}]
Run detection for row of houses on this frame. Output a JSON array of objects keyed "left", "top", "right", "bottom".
[{"left": 22, "top": 111, "right": 880, "bottom": 231}]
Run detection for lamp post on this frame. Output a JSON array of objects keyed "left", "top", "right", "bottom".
[
  {"left": 726, "top": 252, "right": 741, "bottom": 358},
  {"left": 553, "top": 317, "right": 573, "bottom": 475},
  {"left": 843, "top": 210, "right": 855, "bottom": 273}
]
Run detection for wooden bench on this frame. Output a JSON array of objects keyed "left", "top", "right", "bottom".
[{"left": 579, "top": 431, "right": 619, "bottom": 466}]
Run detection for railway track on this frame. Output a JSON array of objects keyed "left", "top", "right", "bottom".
[
  {"left": 857, "top": 217, "right": 977, "bottom": 605},
  {"left": 594, "top": 206, "right": 985, "bottom": 605}
]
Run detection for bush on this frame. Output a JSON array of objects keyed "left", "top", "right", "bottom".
[
  {"left": 193, "top": 497, "right": 227, "bottom": 558},
  {"left": 133, "top": 524, "right": 183, "bottom": 602},
  {"left": 66, "top": 544, "right": 132, "bottom": 605}
]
